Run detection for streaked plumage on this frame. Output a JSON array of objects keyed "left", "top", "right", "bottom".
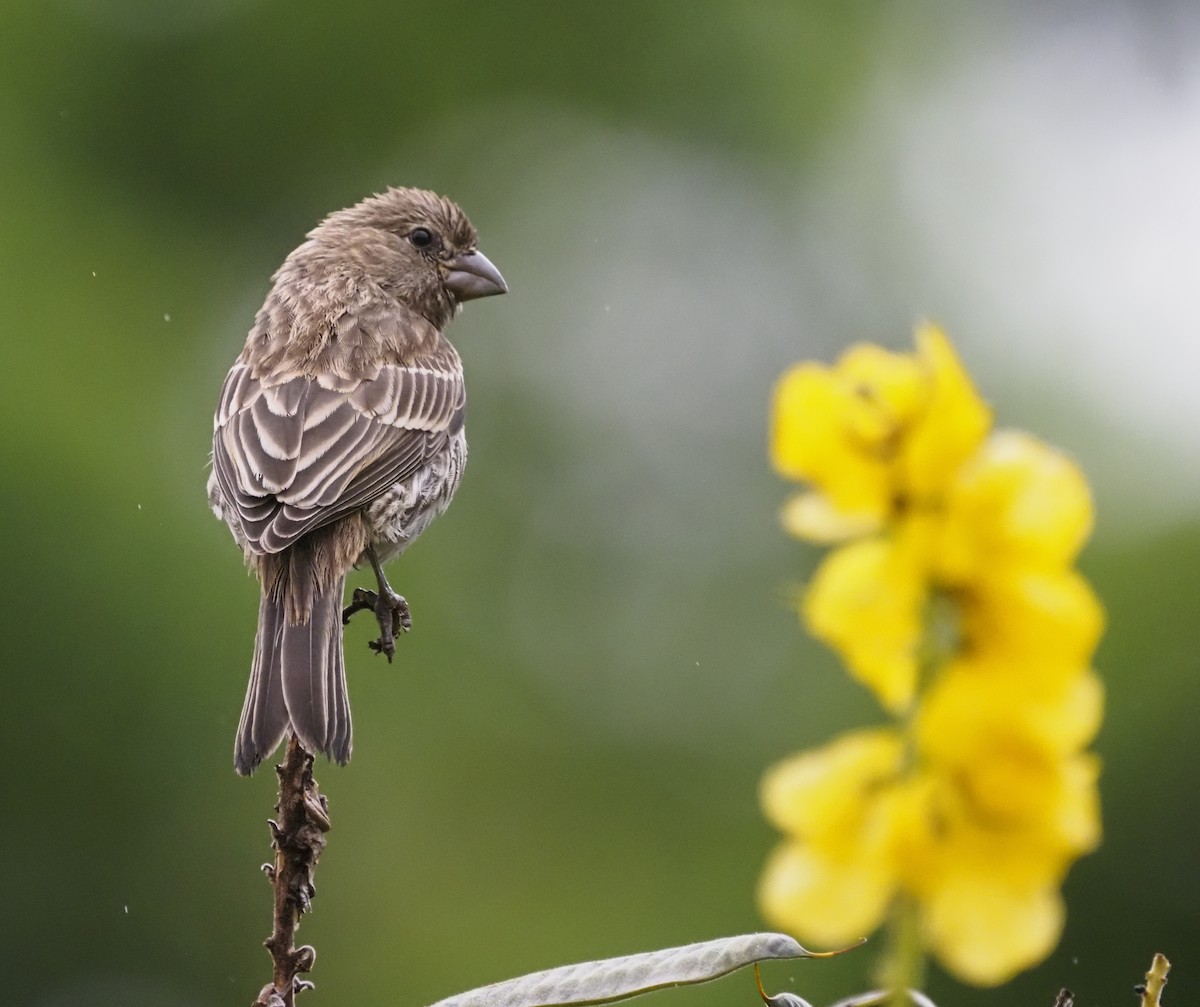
[{"left": 207, "top": 187, "right": 505, "bottom": 775}]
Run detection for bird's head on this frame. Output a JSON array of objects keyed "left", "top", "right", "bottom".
[{"left": 313, "top": 186, "right": 507, "bottom": 327}]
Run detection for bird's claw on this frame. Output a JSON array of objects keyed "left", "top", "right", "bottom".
[
  {"left": 343, "top": 586, "right": 410, "bottom": 661},
  {"left": 341, "top": 587, "right": 374, "bottom": 626}
]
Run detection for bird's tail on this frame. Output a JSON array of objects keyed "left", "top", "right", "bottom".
[{"left": 234, "top": 575, "right": 351, "bottom": 775}]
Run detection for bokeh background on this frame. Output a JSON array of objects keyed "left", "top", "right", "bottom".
[{"left": 2, "top": 2, "right": 1198, "bottom": 1005}]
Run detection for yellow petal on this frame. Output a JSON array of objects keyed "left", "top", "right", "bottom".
[
  {"left": 913, "top": 662, "right": 1104, "bottom": 866},
  {"left": 911, "top": 793, "right": 1080, "bottom": 984},
  {"left": 922, "top": 873, "right": 1064, "bottom": 986},
  {"left": 771, "top": 363, "right": 843, "bottom": 481},
  {"left": 759, "top": 731, "right": 915, "bottom": 946},
  {"left": 836, "top": 343, "right": 926, "bottom": 445},
  {"left": 770, "top": 363, "right": 891, "bottom": 521},
  {"left": 918, "top": 659, "right": 1105, "bottom": 767},
  {"left": 760, "top": 728, "right": 904, "bottom": 839},
  {"left": 960, "top": 568, "right": 1105, "bottom": 672},
  {"left": 804, "top": 537, "right": 926, "bottom": 712},
  {"left": 780, "top": 491, "right": 883, "bottom": 543},
  {"left": 938, "top": 431, "right": 1095, "bottom": 582},
  {"left": 771, "top": 340, "right": 940, "bottom": 524},
  {"left": 1042, "top": 752, "right": 1103, "bottom": 857},
  {"left": 886, "top": 771, "right": 944, "bottom": 892},
  {"left": 902, "top": 324, "right": 992, "bottom": 500},
  {"left": 758, "top": 840, "right": 895, "bottom": 947}
]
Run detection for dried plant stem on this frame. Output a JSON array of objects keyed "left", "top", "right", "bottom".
[
  {"left": 1137, "top": 953, "right": 1170, "bottom": 1007},
  {"left": 251, "top": 734, "right": 331, "bottom": 1007}
]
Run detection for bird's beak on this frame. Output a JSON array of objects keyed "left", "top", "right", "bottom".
[{"left": 443, "top": 249, "right": 508, "bottom": 301}]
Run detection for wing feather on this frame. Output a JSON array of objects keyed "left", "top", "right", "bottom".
[
  {"left": 350, "top": 366, "right": 398, "bottom": 418},
  {"left": 231, "top": 410, "right": 296, "bottom": 494},
  {"left": 293, "top": 402, "right": 361, "bottom": 473},
  {"left": 250, "top": 390, "right": 304, "bottom": 461},
  {"left": 302, "top": 385, "right": 349, "bottom": 429},
  {"left": 215, "top": 363, "right": 260, "bottom": 427},
  {"left": 287, "top": 416, "right": 381, "bottom": 508},
  {"left": 388, "top": 367, "right": 417, "bottom": 425},
  {"left": 262, "top": 378, "right": 306, "bottom": 417},
  {"left": 212, "top": 350, "right": 464, "bottom": 556}
]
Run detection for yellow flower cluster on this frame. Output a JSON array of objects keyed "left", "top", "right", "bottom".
[{"left": 758, "top": 325, "right": 1104, "bottom": 987}]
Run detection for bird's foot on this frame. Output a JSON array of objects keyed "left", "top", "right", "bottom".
[
  {"left": 341, "top": 586, "right": 411, "bottom": 662},
  {"left": 341, "top": 588, "right": 374, "bottom": 627}
]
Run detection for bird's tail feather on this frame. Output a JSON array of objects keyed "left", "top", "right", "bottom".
[
  {"left": 281, "top": 575, "right": 351, "bottom": 766},
  {"left": 234, "top": 576, "right": 351, "bottom": 775},
  {"left": 234, "top": 591, "right": 289, "bottom": 775}
]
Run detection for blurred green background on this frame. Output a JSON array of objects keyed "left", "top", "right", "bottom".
[{"left": 2, "top": 2, "right": 1198, "bottom": 1005}]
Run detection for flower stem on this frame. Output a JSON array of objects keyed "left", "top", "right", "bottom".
[{"left": 883, "top": 896, "right": 925, "bottom": 1007}]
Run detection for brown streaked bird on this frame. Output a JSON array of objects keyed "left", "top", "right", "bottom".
[{"left": 207, "top": 187, "right": 506, "bottom": 776}]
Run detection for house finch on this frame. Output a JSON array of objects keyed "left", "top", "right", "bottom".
[{"left": 208, "top": 187, "right": 506, "bottom": 775}]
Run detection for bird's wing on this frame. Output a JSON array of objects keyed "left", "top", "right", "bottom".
[{"left": 211, "top": 351, "right": 465, "bottom": 556}]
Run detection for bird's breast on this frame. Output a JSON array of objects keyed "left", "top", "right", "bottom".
[{"left": 362, "top": 428, "right": 467, "bottom": 563}]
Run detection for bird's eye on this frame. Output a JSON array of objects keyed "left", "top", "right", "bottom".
[{"left": 409, "top": 227, "right": 434, "bottom": 249}]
